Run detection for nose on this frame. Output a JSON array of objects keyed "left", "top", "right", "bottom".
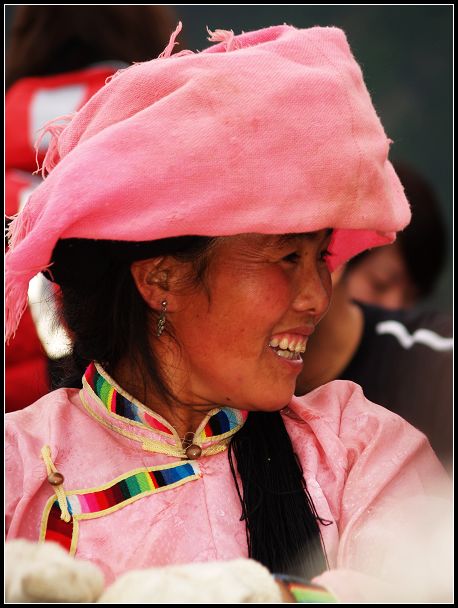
[{"left": 292, "top": 264, "right": 331, "bottom": 320}]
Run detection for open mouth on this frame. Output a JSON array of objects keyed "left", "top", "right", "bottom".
[
  {"left": 269, "top": 346, "right": 303, "bottom": 361},
  {"left": 268, "top": 334, "right": 307, "bottom": 362}
]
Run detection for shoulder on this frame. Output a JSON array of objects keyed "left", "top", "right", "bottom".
[
  {"left": 284, "top": 379, "right": 430, "bottom": 458},
  {"left": 5, "top": 389, "right": 79, "bottom": 499},
  {"left": 283, "top": 380, "right": 446, "bottom": 501},
  {"left": 286, "top": 379, "right": 401, "bottom": 428},
  {"left": 6, "top": 387, "right": 82, "bottom": 439}
]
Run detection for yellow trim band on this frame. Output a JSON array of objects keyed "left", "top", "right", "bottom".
[{"left": 40, "top": 445, "right": 71, "bottom": 523}]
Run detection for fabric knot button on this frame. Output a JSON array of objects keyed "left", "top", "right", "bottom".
[
  {"left": 47, "top": 472, "right": 64, "bottom": 486},
  {"left": 185, "top": 444, "right": 202, "bottom": 460}
]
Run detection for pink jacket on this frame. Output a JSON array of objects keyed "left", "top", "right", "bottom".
[{"left": 6, "top": 364, "right": 448, "bottom": 601}]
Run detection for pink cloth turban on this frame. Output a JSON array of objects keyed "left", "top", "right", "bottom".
[{"left": 5, "top": 23, "right": 411, "bottom": 341}]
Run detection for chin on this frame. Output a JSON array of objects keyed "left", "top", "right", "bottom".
[{"left": 246, "top": 391, "right": 294, "bottom": 413}]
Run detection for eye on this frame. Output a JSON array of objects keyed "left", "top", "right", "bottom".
[
  {"left": 319, "top": 249, "right": 331, "bottom": 262},
  {"left": 282, "top": 251, "right": 301, "bottom": 264},
  {"left": 370, "top": 278, "right": 390, "bottom": 294}
]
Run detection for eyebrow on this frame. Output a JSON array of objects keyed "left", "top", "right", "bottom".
[{"left": 274, "top": 229, "right": 333, "bottom": 246}]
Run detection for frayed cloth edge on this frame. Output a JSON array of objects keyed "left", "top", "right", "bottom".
[
  {"left": 6, "top": 204, "right": 34, "bottom": 251},
  {"left": 207, "top": 27, "right": 236, "bottom": 52},
  {"left": 33, "top": 114, "right": 74, "bottom": 178},
  {"left": 159, "top": 21, "right": 183, "bottom": 58}
]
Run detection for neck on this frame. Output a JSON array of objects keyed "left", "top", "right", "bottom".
[
  {"left": 296, "top": 281, "right": 364, "bottom": 394},
  {"left": 110, "top": 357, "right": 215, "bottom": 441}
]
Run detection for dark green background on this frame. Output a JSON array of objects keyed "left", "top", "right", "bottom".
[{"left": 6, "top": 5, "right": 453, "bottom": 311}]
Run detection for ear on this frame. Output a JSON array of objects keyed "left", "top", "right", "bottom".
[{"left": 131, "top": 257, "right": 176, "bottom": 311}]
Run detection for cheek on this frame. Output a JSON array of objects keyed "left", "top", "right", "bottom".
[
  {"left": 231, "top": 271, "right": 292, "bottom": 317},
  {"left": 210, "top": 269, "right": 292, "bottom": 344}
]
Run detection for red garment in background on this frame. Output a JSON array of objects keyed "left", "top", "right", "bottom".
[{"left": 6, "top": 66, "right": 117, "bottom": 412}]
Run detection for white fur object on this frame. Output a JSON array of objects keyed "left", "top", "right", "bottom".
[
  {"left": 5, "top": 539, "right": 105, "bottom": 603},
  {"left": 5, "top": 541, "right": 282, "bottom": 604},
  {"left": 98, "top": 558, "right": 283, "bottom": 603}
]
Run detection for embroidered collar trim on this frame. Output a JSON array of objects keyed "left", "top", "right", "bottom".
[{"left": 81, "top": 362, "right": 248, "bottom": 457}]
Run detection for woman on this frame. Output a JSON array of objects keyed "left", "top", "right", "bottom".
[{"left": 5, "top": 23, "right": 450, "bottom": 603}]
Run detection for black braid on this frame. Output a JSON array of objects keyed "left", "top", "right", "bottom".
[{"left": 228, "top": 411, "right": 330, "bottom": 579}]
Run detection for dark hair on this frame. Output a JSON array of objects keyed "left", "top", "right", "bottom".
[
  {"left": 346, "top": 160, "right": 447, "bottom": 299},
  {"left": 6, "top": 5, "right": 178, "bottom": 89},
  {"left": 48, "top": 237, "right": 213, "bottom": 403},
  {"left": 50, "top": 236, "right": 329, "bottom": 579}
]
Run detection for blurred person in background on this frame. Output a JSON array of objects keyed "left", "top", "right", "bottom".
[
  {"left": 296, "top": 161, "right": 452, "bottom": 471},
  {"left": 5, "top": 5, "right": 178, "bottom": 412},
  {"left": 343, "top": 161, "right": 448, "bottom": 310}
]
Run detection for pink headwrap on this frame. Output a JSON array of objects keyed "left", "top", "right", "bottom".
[{"left": 6, "top": 23, "right": 410, "bottom": 342}]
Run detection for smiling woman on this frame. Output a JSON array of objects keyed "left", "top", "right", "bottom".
[
  {"left": 127, "top": 231, "right": 333, "bottom": 418},
  {"left": 5, "top": 22, "right": 451, "bottom": 603}
]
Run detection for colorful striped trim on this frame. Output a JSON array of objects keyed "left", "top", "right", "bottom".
[
  {"left": 275, "top": 575, "right": 338, "bottom": 603},
  {"left": 288, "top": 582, "right": 337, "bottom": 603},
  {"left": 43, "top": 501, "right": 73, "bottom": 552},
  {"left": 40, "top": 461, "right": 200, "bottom": 555},
  {"left": 198, "top": 407, "right": 248, "bottom": 441},
  {"left": 85, "top": 363, "right": 175, "bottom": 436}
]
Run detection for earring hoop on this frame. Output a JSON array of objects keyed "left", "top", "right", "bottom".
[{"left": 157, "top": 299, "right": 168, "bottom": 337}]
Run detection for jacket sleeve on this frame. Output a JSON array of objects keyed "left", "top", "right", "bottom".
[{"left": 5, "top": 420, "right": 26, "bottom": 537}]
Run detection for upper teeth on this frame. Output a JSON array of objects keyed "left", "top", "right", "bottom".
[{"left": 269, "top": 336, "right": 306, "bottom": 353}]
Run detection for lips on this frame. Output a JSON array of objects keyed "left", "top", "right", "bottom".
[
  {"left": 271, "top": 347, "right": 303, "bottom": 362},
  {"left": 275, "top": 325, "right": 316, "bottom": 338},
  {"left": 270, "top": 326, "right": 315, "bottom": 346}
]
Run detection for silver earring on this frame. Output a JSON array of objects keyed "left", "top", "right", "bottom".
[{"left": 157, "top": 299, "right": 168, "bottom": 337}]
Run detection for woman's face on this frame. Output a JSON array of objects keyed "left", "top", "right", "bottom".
[{"left": 166, "top": 230, "right": 332, "bottom": 411}]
